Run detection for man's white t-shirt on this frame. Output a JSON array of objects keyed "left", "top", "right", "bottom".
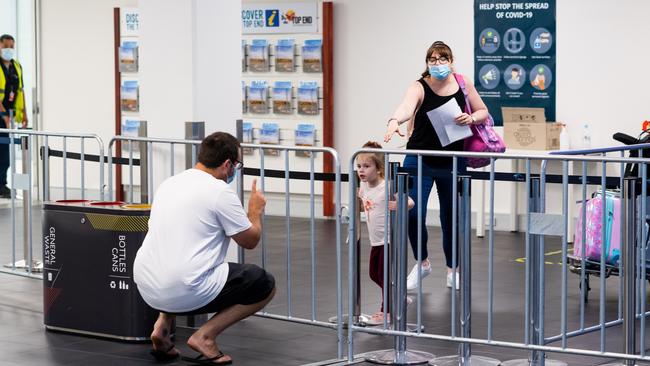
[
  {"left": 358, "top": 180, "right": 388, "bottom": 247},
  {"left": 134, "top": 169, "right": 252, "bottom": 313}
]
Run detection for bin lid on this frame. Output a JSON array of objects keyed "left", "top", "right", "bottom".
[
  {"left": 89, "top": 201, "right": 125, "bottom": 206},
  {"left": 121, "top": 204, "right": 151, "bottom": 210}
]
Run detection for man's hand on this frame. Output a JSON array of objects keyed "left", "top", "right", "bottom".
[
  {"left": 21, "top": 113, "right": 27, "bottom": 128},
  {"left": 248, "top": 179, "right": 266, "bottom": 215}
]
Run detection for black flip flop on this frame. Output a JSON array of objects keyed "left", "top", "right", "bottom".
[
  {"left": 181, "top": 351, "right": 233, "bottom": 365},
  {"left": 149, "top": 344, "right": 180, "bottom": 362}
]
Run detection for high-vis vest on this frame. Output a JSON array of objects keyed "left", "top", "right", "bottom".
[{"left": 0, "top": 59, "right": 25, "bottom": 122}]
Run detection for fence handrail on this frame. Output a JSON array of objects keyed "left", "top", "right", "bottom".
[
  {"left": 352, "top": 147, "right": 650, "bottom": 165},
  {"left": 108, "top": 135, "right": 202, "bottom": 148},
  {"left": 549, "top": 143, "right": 650, "bottom": 156},
  {"left": 0, "top": 128, "right": 106, "bottom": 201},
  {"left": 0, "top": 128, "right": 104, "bottom": 142}
]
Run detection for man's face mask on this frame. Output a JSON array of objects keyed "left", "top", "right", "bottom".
[{"left": 1, "top": 48, "right": 15, "bottom": 61}]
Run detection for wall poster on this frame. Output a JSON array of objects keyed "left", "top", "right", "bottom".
[{"left": 474, "top": 0, "right": 556, "bottom": 126}]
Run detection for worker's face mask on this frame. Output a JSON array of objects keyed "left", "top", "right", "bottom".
[
  {"left": 226, "top": 163, "right": 237, "bottom": 184},
  {"left": 0, "top": 48, "right": 14, "bottom": 61},
  {"left": 429, "top": 64, "right": 451, "bottom": 80}
]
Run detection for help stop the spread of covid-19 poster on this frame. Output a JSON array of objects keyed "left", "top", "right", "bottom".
[{"left": 474, "top": 0, "right": 556, "bottom": 126}]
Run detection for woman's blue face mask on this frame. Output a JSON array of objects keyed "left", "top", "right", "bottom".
[{"left": 429, "top": 64, "right": 451, "bottom": 80}]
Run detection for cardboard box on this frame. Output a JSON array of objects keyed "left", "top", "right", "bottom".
[{"left": 502, "top": 107, "right": 561, "bottom": 150}]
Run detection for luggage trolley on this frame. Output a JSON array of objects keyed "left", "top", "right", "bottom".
[{"left": 564, "top": 131, "right": 650, "bottom": 302}]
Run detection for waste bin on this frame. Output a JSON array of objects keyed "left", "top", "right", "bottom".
[{"left": 42, "top": 200, "right": 158, "bottom": 341}]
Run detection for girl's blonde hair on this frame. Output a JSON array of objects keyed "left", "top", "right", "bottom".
[{"left": 357, "top": 141, "right": 385, "bottom": 178}]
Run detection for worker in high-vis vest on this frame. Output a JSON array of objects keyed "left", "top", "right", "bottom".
[{"left": 0, "top": 34, "right": 27, "bottom": 198}]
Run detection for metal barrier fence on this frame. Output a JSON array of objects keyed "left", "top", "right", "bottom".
[
  {"left": 239, "top": 142, "right": 345, "bottom": 361},
  {"left": 0, "top": 127, "right": 105, "bottom": 278},
  {"left": 107, "top": 135, "right": 201, "bottom": 203},
  {"left": 5, "top": 128, "right": 650, "bottom": 364},
  {"left": 345, "top": 148, "right": 650, "bottom": 365},
  {"left": 105, "top": 136, "right": 346, "bottom": 361}
]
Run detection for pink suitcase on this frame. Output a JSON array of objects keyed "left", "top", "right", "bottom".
[{"left": 573, "top": 192, "right": 622, "bottom": 265}]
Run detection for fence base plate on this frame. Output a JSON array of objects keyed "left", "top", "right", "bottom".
[
  {"left": 3, "top": 259, "right": 43, "bottom": 272},
  {"left": 502, "top": 359, "right": 567, "bottom": 366},
  {"left": 365, "top": 349, "right": 434, "bottom": 365},
  {"left": 429, "top": 354, "right": 500, "bottom": 366}
]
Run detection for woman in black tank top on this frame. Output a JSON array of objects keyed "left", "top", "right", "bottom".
[{"left": 383, "top": 41, "right": 490, "bottom": 290}]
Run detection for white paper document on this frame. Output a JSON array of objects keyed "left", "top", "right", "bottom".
[{"left": 426, "top": 99, "right": 473, "bottom": 147}]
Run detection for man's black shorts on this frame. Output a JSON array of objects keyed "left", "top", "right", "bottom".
[{"left": 167, "top": 263, "right": 275, "bottom": 315}]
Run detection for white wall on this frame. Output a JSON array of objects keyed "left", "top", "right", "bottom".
[
  {"left": 139, "top": 0, "right": 241, "bottom": 191},
  {"left": 331, "top": 0, "right": 650, "bottom": 221},
  {"left": 41, "top": 0, "right": 137, "bottom": 196},
  {"left": 42, "top": 0, "right": 136, "bottom": 137},
  {"left": 39, "top": 0, "right": 240, "bottom": 198},
  {"left": 332, "top": 0, "right": 650, "bottom": 172},
  {"left": 38, "top": 0, "right": 650, "bottom": 221}
]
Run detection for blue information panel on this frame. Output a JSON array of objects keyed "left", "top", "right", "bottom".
[{"left": 474, "top": 0, "right": 556, "bottom": 126}]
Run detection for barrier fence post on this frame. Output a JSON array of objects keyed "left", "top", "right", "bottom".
[
  {"left": 603, "top": 177, "right": 638, "bottom": 366},
  {"left": 504, "top": 175, "right": 565, "bottom": 366},
  {"left": 332, "top": 174, "right": 372, "bottom": 326},
  {"left": 389, "top": 162, "right": 400, "bottom": 327},
  {"left": 430, "top": 176, "right": 499, "bottom": 366},
  {"left": 182, "top": 121, "right": 207, "bottom": 330},
  {"left": 138, "top": 121, "right": 148, "bottom": 203},
  {"left": 366, "top": 172, "right": 433, "bottom": 365},
  {"left": 623, "top": 177, "right": 637, "bottom": 365}
]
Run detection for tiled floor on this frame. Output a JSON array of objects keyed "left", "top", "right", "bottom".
[{"left": 0, "top": 207, "right": 647, "bottom": 365}]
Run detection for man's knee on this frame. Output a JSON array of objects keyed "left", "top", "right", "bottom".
[{"left": 243, "top": 264, "right": 275, "bottom": 301}]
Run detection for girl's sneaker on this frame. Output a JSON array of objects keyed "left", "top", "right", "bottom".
[{"left": 365, "top": 312, "right": 389, "bottom": 326}]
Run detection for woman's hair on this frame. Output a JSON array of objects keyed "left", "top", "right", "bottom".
[
  {"left": 421, "top": 41, "right": 454, "bottom": 78},
  {"left": 357, "top": 141, "right": 385, "bottom": 178}
]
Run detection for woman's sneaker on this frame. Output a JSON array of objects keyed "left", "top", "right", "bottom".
[
  {"left": 446, "top": 272, "right": 460, "bottom": 290},
  {"left": 406, "top": 263, "right": 431, "bottom": 290}
]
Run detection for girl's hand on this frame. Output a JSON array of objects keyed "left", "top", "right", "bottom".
[
  {"left": 384, "top": 120, "right": 405, "bottom": 142},
  {"left": 388, "top": 200, "right": 397, "bottom": 211},
  {"left": 455, "top": 113, "right": 474, "bottom": 126}
]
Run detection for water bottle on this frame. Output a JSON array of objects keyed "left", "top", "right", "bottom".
[
  {"left": 559, "top": 123, "right": 570, "bottom": 150},
  {"left": 582, "top": 123, "right": 592, "bottom": 149}
]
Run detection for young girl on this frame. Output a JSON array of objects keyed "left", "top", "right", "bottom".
[{"left": 357, "top": 141, "right": 413, "bottom": 325}]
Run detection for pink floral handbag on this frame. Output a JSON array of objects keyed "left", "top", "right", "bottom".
[{"left": 453, "top": 73, "right": 506, "bottom": 168}]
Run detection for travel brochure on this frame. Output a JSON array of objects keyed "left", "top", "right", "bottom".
[
  {"left": 119, "top": 41, "right": 138, "bottom": 73},
  {"left": 241, "top": 40, "right": 246, "bottom": 72},
  {"left": 297, "top": 81, "right": 319, "bottom": 115},
  {"left": 120, "top": 80, "right": 139, "bottom": 112},
  {"left": 243, "top": 38, "right": 322, "bottom": 73},
  {"left": 302, "top": 40, "right": 322, "bottom": 73},
  {"left": 241, "top": 36, "right": 322, "bottom": 159},
  {"left": 248, "top": 80, "right": 268, "bottom": 114},
  {"left": 275, "top": 39, "right": 295, "bottom": 72},
  {"left": 242, "top": 81, "right": 247, "bottom": 113},
  {"left": 295, "top": 123, "right": 316, "bottom": 157},
  {"left": 242, "top": 122, "right": 254, "bottom": 155},
  {"left": 121, "top": 119, "right": 141, "bottom": 153},
  {"left": 260, "top": 122, "right": 280, "bottom": 156},
  {"left": 272, "top": 81, "right": 293, "bottom": 114},
  {"left": 248, "top": 39, "right": 269, "bottom": 72}
]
